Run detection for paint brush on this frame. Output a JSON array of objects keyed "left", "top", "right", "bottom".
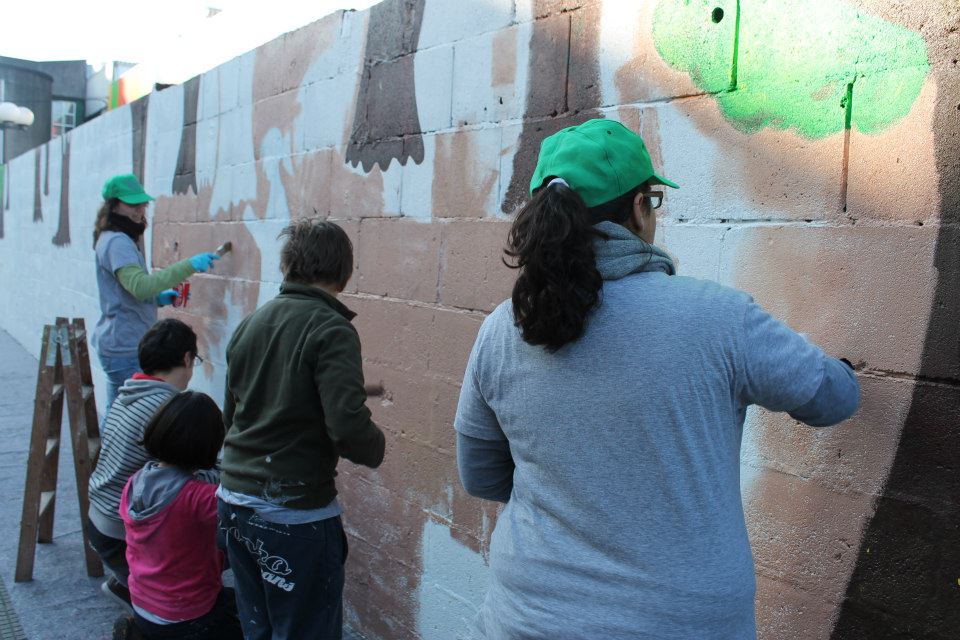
[{"left": 215, "top": 241, "right": 233, "bottom": 257}]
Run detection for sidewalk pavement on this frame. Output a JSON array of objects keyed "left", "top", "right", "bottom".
[{"left": 0, "top": 328, "right": 366, "bottom": 640}]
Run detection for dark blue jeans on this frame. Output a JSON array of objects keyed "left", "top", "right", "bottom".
[
  {"left": 133, "top": 588, "right": 243, "bottom": 639},
  {"left": 217, "top": 500, "right": 348, "bottom": 640}
]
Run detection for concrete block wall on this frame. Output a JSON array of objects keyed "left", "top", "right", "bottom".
[{"left": 0, "top": 1, "right": 957, "bottom": 637}]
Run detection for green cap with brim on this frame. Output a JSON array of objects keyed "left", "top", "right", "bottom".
[
  {"left": 102, "top": 173, "right": 155, "bottom": 205},
  {"left": 529, "top": 119, "right": 678, "bottom": 208}
]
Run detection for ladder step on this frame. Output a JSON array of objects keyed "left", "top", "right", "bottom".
[
  {"left": 51, "top": 384, "right": 64, "bottom": 402},
  {"left": 38, "top": 491, "right": 55, "bottom": 518},
  {"left": 44, "top": 437, "right": 58, "bottom": 458}
]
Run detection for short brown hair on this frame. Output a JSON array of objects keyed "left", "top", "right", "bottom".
[
  {"left": 142, "top": 391, "right": 224, "bottom": 471},
  {"left": 279, "top": 220, "right": 353, "bottom": 290}
]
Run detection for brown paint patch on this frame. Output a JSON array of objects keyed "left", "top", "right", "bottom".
[
  {"left": 250, "top": 19, "right": 338, "bottom": 221},
  {"left": 502, "top": 4, "right": 603, "bottom": 213},
  {"left": 52, "top": 136, "right": 70, "bottom": 247},
  {"left": 346, "top": 0, "right": 427, "bottom": 172},
  {"left": 612, "top": 2, "right": 704, "bottom": 105},
  {"left": 172, "top": 77, "right": 200, "bottom": 196},
  {"left": 432, "top": 129, "right": 500, "bottom": 218},
  {"left": 33, "top": 148, "right": 42, "bottom": 222},
  {"left": 439, "top": 219, "right": 515, "bottom": 312},
  {"left": 152, "top": 183, "right": 262, "bottom": 369},
  {"left": 491, "top": 29, "right": 518, "bottom": 87},
  {"left": 131, "top": 97, "right": 149, "bottom": 183}
]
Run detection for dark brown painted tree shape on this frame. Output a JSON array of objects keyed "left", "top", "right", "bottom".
[{"left": 346, "top": 0, "right": 427, "bottom": 172}]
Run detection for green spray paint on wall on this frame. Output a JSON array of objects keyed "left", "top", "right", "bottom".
[{"left": 652, "top": 0, "right": 930, "bottom": 138}]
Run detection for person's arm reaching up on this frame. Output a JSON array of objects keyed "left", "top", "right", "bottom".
[
  {"left": 115, "top": 253, "right": 219, "bottom": 303},
  {"left": 314, "top": 323, "right": 385, "bottom": 468},
  {"left": 739, "top": 300, "right": 860, "bottom": 427}
]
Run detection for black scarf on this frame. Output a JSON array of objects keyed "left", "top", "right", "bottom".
[{"left": 108, "top": 213, "right": 146, "bottom": 241}]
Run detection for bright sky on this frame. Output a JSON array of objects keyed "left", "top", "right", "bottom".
[{"left": 3, "top": 0, "right": 379, "bottom": 77}]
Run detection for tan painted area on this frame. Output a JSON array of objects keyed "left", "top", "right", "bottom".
[
  {"left": 846, "top": 77, "right": 940, "bottom": 222},
  {"left": 491, "top": 29, "right": 518, "bottom": 87},
  {"left": 611, "top": 1, "right": 702, "bottom": 104},
  {"left": 151, "top": 185, "right": 262, "bottom": 376},
  {"left": 432, "top": 129, "right": 500, "bottom": 219}
]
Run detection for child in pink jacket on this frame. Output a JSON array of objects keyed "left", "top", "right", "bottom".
[{"left": 112, "top": 391, "right": 241, "bottom": 640}]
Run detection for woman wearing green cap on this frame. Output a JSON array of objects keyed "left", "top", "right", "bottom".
[
  {"left": 92, "top": 173, "right": 220, "bottom": 414},
  {"left": 454, "top": 119, "right": 860, "bottom": 639}
]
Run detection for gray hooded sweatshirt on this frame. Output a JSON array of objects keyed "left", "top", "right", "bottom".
[{"left": 88, "top": 377, "right": 179, "bottom": 539}]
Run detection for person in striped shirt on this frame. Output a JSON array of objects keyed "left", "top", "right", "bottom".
[{"left": 87, "top": 318, "right": 208, "bottom": 609}]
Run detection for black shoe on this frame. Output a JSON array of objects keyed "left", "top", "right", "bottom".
[
  {"left": 111, "top": 614, "right": 138, "bottom": 640},
  {"left": 101, "top": 576, "right": 132, "bottom": 610}
]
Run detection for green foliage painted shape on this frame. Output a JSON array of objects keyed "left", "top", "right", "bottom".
[{"left": 652, "top": 0, "right": 930, "bottom": 138}]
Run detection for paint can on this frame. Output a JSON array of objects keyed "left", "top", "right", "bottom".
[{"left": 173, "top": 281, "right": 190, "bottom": 308}]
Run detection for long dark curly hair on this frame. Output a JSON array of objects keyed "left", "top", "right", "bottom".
[
  {"left": 92, "top": 198, "right": 119, "bottom": 248},
  {"left": 504, "top": 179, "right": 643, "bottom": 352}
]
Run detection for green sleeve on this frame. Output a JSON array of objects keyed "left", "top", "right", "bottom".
[
  {"left": 115, "top": 260, "right": 197, "bottom": 302},
  {"left": 313, "top": 323, "right": 386, "bottom": 468}
]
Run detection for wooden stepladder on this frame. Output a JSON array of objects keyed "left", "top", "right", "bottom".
[{"left": 16, "top": 318, "right": 103, "bottom": 582}]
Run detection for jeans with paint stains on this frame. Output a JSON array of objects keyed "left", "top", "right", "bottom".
[{"left": 217, "top": 500, "right": 348, "bottom": 640}]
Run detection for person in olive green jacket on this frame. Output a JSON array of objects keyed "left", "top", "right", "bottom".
[{"left": 218, "top": 220, "right": 385, "bottom": 640}]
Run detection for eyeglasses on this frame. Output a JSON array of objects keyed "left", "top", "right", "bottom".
[
  {"left": 642, "top": 190, "right": 664, "bottom": 210},
  {"left": 193, "top": 354, "right": 205, "bottom": 367}
]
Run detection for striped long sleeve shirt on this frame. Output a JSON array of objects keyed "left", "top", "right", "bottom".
[{"left": 88, "top": 378, "right": 178, "bottom": 539}]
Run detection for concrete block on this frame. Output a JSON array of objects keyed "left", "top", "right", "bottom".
[
  {"left": 608, "top": 0, "right": 733, "bottom": 105},
  {"left": 439, "top": 220, "right": 514, "bottom": 312},
  {"left": 328, "top": 148, "right": 401, "bottom": 219},
  {"left": 451, "top": 25, "right": 528, "bottom": 125},
  {"left": 350, "top": 296, "right": 436, "bottom": 376},
  {"left": 365, "top": 56, "right": 423, "bottom": 139},
  {"left": 656, "top": 222, "right": 725, "bottom": 281},
  {"left": 721, "top": 224, "right": 951, "bottom": 379},
  {"left": 414, "top": 44, "right": 454, "bottom": 132},
  {"left": 199, "top": 67, "right": 219, "bottom": 122},
  {"left": 516, "top": 0, "right": 591, "bottom": 23},
  {"left": 356, "top": 218, "right": 441, "bottom": 303},
  {"left": 651, "top": 98, "right": 845, "bottom": 222},
  {"left": 282, "top": 12, "right": 344, "bottom": 93},
  {"left": 418, "top": 0, "right": 514, "bottom": 50},
  {"left": 755, "top": 575, "right": 841, "bottom": 640},
  {"left": 744, "top": 376, "right": 911, "bottom": 497},
  {"left": 252, "top": 36, "right": 285, "bottom": 102},
  {"left": 303, "top": 74, "right": 361, "bottom": 151},
  {"left": 522, "top": 13, "right": 569, "bottom": 119},
  {"left": 434, "top": 127, "right": 501, "bottom": 219},
  {"left": 846, "top": 75, "right": 940, "bottom": 223},
  {"left": 745, "top": 468, "right": 876, "bottom": 599},
  {"left": 217, "top": 55, "right": 241, "bottom": 114}
]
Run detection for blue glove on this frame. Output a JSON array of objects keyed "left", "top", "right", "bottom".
[
  {"left": 157, "top": 289, "right": 178, "bottom": 306},
  {"left": 189, "top": 252, "right": 220, "bottom": 272}
]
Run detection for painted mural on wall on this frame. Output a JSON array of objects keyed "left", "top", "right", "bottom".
[
  {"left": 0, "top": 1, "right": 956, "bottom": 638},
  {"left": 652, "top": 0, "right": 930, "bottom": 138}
]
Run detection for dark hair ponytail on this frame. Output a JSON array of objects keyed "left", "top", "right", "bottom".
[{"left": 505, "top": 183, "right": 605, "bottom": 352}]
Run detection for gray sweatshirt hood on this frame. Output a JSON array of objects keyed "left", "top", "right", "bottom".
[
  {"left": 114, "top": 378, "right": 180, "bottom": 407},
  {"left": 127, "top": 461, "right": 193, "bottom": 521},
  {"left": 592, "top": 221, "right": 676, "bottom": 280}
]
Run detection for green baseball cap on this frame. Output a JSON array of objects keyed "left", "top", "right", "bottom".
[
  {"left": 102, "top": 173, "right": 155, "bottom": 205},
  {"left": 529, "top": 119, "right": 678, "bottom": 208}
]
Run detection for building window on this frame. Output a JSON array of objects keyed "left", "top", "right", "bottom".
[{"left": 51, "top": 100, "right": 78, "bottom": 137}]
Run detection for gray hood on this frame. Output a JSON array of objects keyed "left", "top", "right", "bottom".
[
  {"left": 114, "top": 378, "right": 180, "bottom": 407},
  {"left": 126, "top": 461, "right": 193, "bottom": 521},
  {"left": 592, "top": 221, "right": 676, "bottom": 280}
]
